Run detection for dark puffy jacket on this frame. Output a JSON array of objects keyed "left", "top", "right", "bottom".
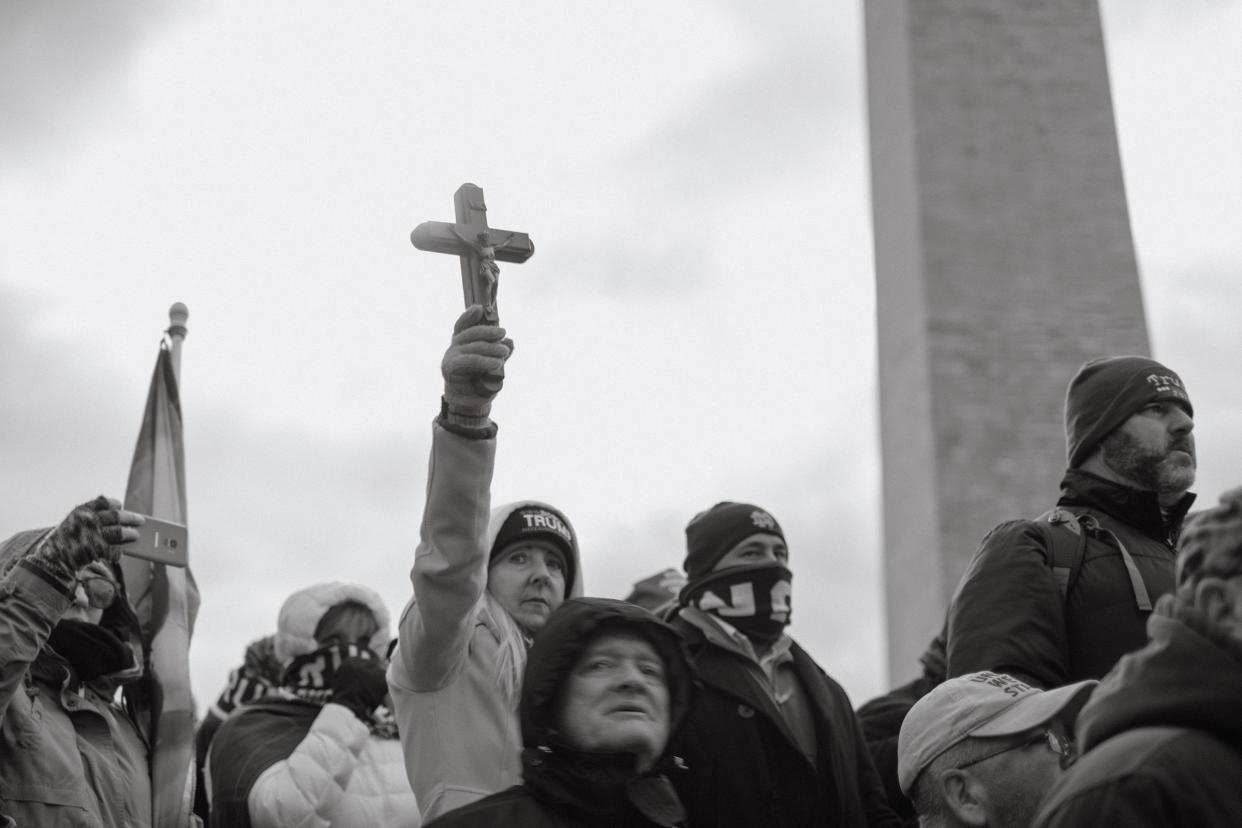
[
  {"left": 1032, "top": 596, "right": 1242, "bottom": 827},
  {"left": 666, "top": 616, "right": 900, "bottom": 828},
  {"left": 947, "top": 469, "right": 1194, "bottom": 687},
  {"left": 428, "top": 598, "right": 694, "bottom": 828}
]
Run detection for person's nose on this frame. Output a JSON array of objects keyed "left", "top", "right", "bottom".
[
  {"left": 612, "top": 660, "right": 648, "bottom": 693},
  {"left": 529, "top": 555, "right": 552, "bottom": 585},
  {"left": 1168, "top": 406, "right": 1194, "bottom": 434}
]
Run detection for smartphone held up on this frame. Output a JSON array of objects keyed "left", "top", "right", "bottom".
[{"left": 123, "top": 516, "right": 188, "bottom": 567}]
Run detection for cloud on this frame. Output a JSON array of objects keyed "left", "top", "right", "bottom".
[
  {"left": 1144, "top": 257, "right": 1242, "bottom": 504},
  {"left": 0, "top": 290, "right": 141, "bottom": 522},
  {"left": 616, "top": 1, "right": 857, "bottom": 199},
  {"left": 1100, "top": 0, "right": 1238, "bottom": 36},
  {"left": 522, "top": 233, "right": 707, "bottom": 300},
  {"left": 0, "top": 1, "right": 195, "bottom": 169}
]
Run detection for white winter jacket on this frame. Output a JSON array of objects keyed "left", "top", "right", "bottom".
[
  {"left": 246, "top": 702, "right": 420, "bottom": 828},
  {"left": 387, "top": 423, "right": 584, "bottom": 823}
]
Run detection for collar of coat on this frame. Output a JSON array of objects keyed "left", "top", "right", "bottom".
[
  {"left": 1059, "top": 468, "right": 1196, "bottom": 544},
  {"left": 670, "top": 614, "right": 836, "bottom": 769},
  {"left": 520, "top": 744, "right": 687, "bottom": 827}
]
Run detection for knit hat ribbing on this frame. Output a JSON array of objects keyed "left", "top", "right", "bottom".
[
  {"left": 683, "top": 502, "right": 784, "bottom": 581},
  {"left": 1064, "top": 356, "right": 1192, "bottom": 468}
]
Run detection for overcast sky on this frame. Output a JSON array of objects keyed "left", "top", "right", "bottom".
[{"left": 2, "top": 0, "right": 1240, "bottom": 710}]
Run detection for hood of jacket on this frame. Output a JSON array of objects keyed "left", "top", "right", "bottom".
[
  {"left": 274, "top": 581, "right": 392, "bottom": 663},
  {"left": 520, "top": 598, "right": 694, "bottom": 750},
  {"left": 1075, "top": 592, "right": 1242, "bottom": 752},
  {"left": 1, "top": 527, "right": 144, "bottom": 677},
  {"left": 488, "top": 500, "right": 586, "bottom": 599},
  {"left": 516, "top": 598, "right": 694, "bottom": 825}
]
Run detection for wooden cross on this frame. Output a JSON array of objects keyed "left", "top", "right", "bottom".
[{"left": 410, "top": 183, "right": 535, "bottom": 326}]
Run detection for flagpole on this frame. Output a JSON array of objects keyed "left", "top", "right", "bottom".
[{"left": 166, "top": 302, "right": 189, "bottom": 382}]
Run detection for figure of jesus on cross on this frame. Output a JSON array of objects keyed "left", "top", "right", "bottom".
[{"left": 411, "top": 183, "right": 535, "bottom": 326}]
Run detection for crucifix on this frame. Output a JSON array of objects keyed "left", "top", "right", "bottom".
[
  {"left": 411, "top": 182, "right": 535, "bottom": 325},
  {"left": 411, "top": 183, "right": 534, "bottom": 394}
]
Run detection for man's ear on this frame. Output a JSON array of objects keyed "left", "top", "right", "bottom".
[{"left": 940, "top": 769, "right": 990, "bottom": 827}]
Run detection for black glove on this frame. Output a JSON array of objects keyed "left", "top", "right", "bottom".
[{"left": 329, "top": 656, "right": 389, "bottom": 722}]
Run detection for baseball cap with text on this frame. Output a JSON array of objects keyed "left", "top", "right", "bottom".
[{"left": 897, "top": 671, "right": 1097, "bottom": 795}]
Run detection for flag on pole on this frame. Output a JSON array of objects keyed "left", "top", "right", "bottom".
[{"left": 121, "top": 338, "right": 200, "bottom": 827}]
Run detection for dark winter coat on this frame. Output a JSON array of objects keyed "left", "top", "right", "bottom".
[
  {"left": 946, "top": 469, "right": 1194, "bottom": 687},
  {"left": 666, "top": 615, "right": 900, "bottom": 828},
  {"left": 0, "top": 532, "right": 153, "bottom": 828},
  {"left": 1032, "top": 595, "right": 1242, "bottom": 827},
  {"left": 427, "top": 598, "right": 694, "bottom": 828}
]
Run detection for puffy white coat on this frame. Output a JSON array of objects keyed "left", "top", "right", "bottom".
[{"left": 246, "top": 702, "right": 419, "bottom": 828}]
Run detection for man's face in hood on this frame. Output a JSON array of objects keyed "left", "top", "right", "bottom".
[{"left": 553, "top": 630, "right": 671, "bottom": 772}]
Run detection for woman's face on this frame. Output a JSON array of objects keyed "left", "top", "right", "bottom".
[{"left": 487, "top": 539, "right": 567, "bottom": 633}]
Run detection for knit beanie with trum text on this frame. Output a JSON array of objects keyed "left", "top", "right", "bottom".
[
  {"left": 490, "top": 504, "right": 577, "bottom": 599},
  {"left": 1065, "top": 356, "right": 1192, "bottom": 469},
  {"left": 682, "top": 502, "right": 785, "bottom": 582}
]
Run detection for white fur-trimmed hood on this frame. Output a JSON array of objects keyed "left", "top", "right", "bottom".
[{"left": 274, "top": 581, "right": 391, "bottom": 664}]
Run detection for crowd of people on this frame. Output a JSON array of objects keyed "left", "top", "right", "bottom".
[{"left": 2, "top": 304, "right": 1238, "bottom": 827}]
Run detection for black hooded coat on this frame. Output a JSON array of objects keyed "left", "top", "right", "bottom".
[
  {"left": 426, "top": 598, "right": 695, "bottom": 828},
  {"left": 1032, "top": 595, "right": 1242, "bottom": 827}
]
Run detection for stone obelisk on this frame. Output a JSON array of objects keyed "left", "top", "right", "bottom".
[{"left": 865, "top": 0, "right": 1151, "bottom": 682}]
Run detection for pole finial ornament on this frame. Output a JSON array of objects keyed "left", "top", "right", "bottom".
[{"left": 167, "top": 302, "right": 189, "bottom": 341}]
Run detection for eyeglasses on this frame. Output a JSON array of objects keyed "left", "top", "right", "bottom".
[
  {"left": 76, "top": 575, "right": 118, "bottom": 609},
  {"left": 957, "top": 729, "right": 1075, "bottom": 772}
]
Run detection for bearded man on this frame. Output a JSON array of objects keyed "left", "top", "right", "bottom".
[
  {"left": 946, "top": 356, "right": 1197, "bottom": 688},
  {"left": 664, "top": 502, "right": 900, "bottom": 828}
]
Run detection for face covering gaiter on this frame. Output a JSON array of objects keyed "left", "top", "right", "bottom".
[{"left": 681, "top": 562, "right": 792, "bottom": 645}]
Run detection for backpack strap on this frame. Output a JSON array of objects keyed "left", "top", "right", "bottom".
[
  {"left": 1036, "top": 508, "right": 1153, "bottom": 611},
  {"left": 1035, "top": 508, "right": 1089, "bottom": 601}
]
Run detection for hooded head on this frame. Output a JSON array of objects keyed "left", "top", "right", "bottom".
[
  {"left": 274, "top": 581, "right": 391, "bottom": 664},
  {"left": 0, "top": 527, "right": 143, "bottom": 683},
  {"left": 484, "top": 500, "right": 585, "bottom": 640},
  {"left": 487, "top": 501, "right": 582, "bottom": 598},
  {"left": 519, "top": 598, "right": 694, "bottom": 765},
  {"left": 273, "top": 581, "right": 392, "bottom": 706}
]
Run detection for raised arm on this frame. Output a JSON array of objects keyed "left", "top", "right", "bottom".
[
  {"left": 391, "top": 306, "right": 513, "bottom": 691},
  {"left": 0, "top": 497, "right": 141, "bottom": 718}
]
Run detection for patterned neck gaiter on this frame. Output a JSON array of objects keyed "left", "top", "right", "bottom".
[
  {"left": 280, "top": 641, "right": 398, "bottom": 738},
  {"left": 680, "top": 562, "right": 792, "bottom": 645}
]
